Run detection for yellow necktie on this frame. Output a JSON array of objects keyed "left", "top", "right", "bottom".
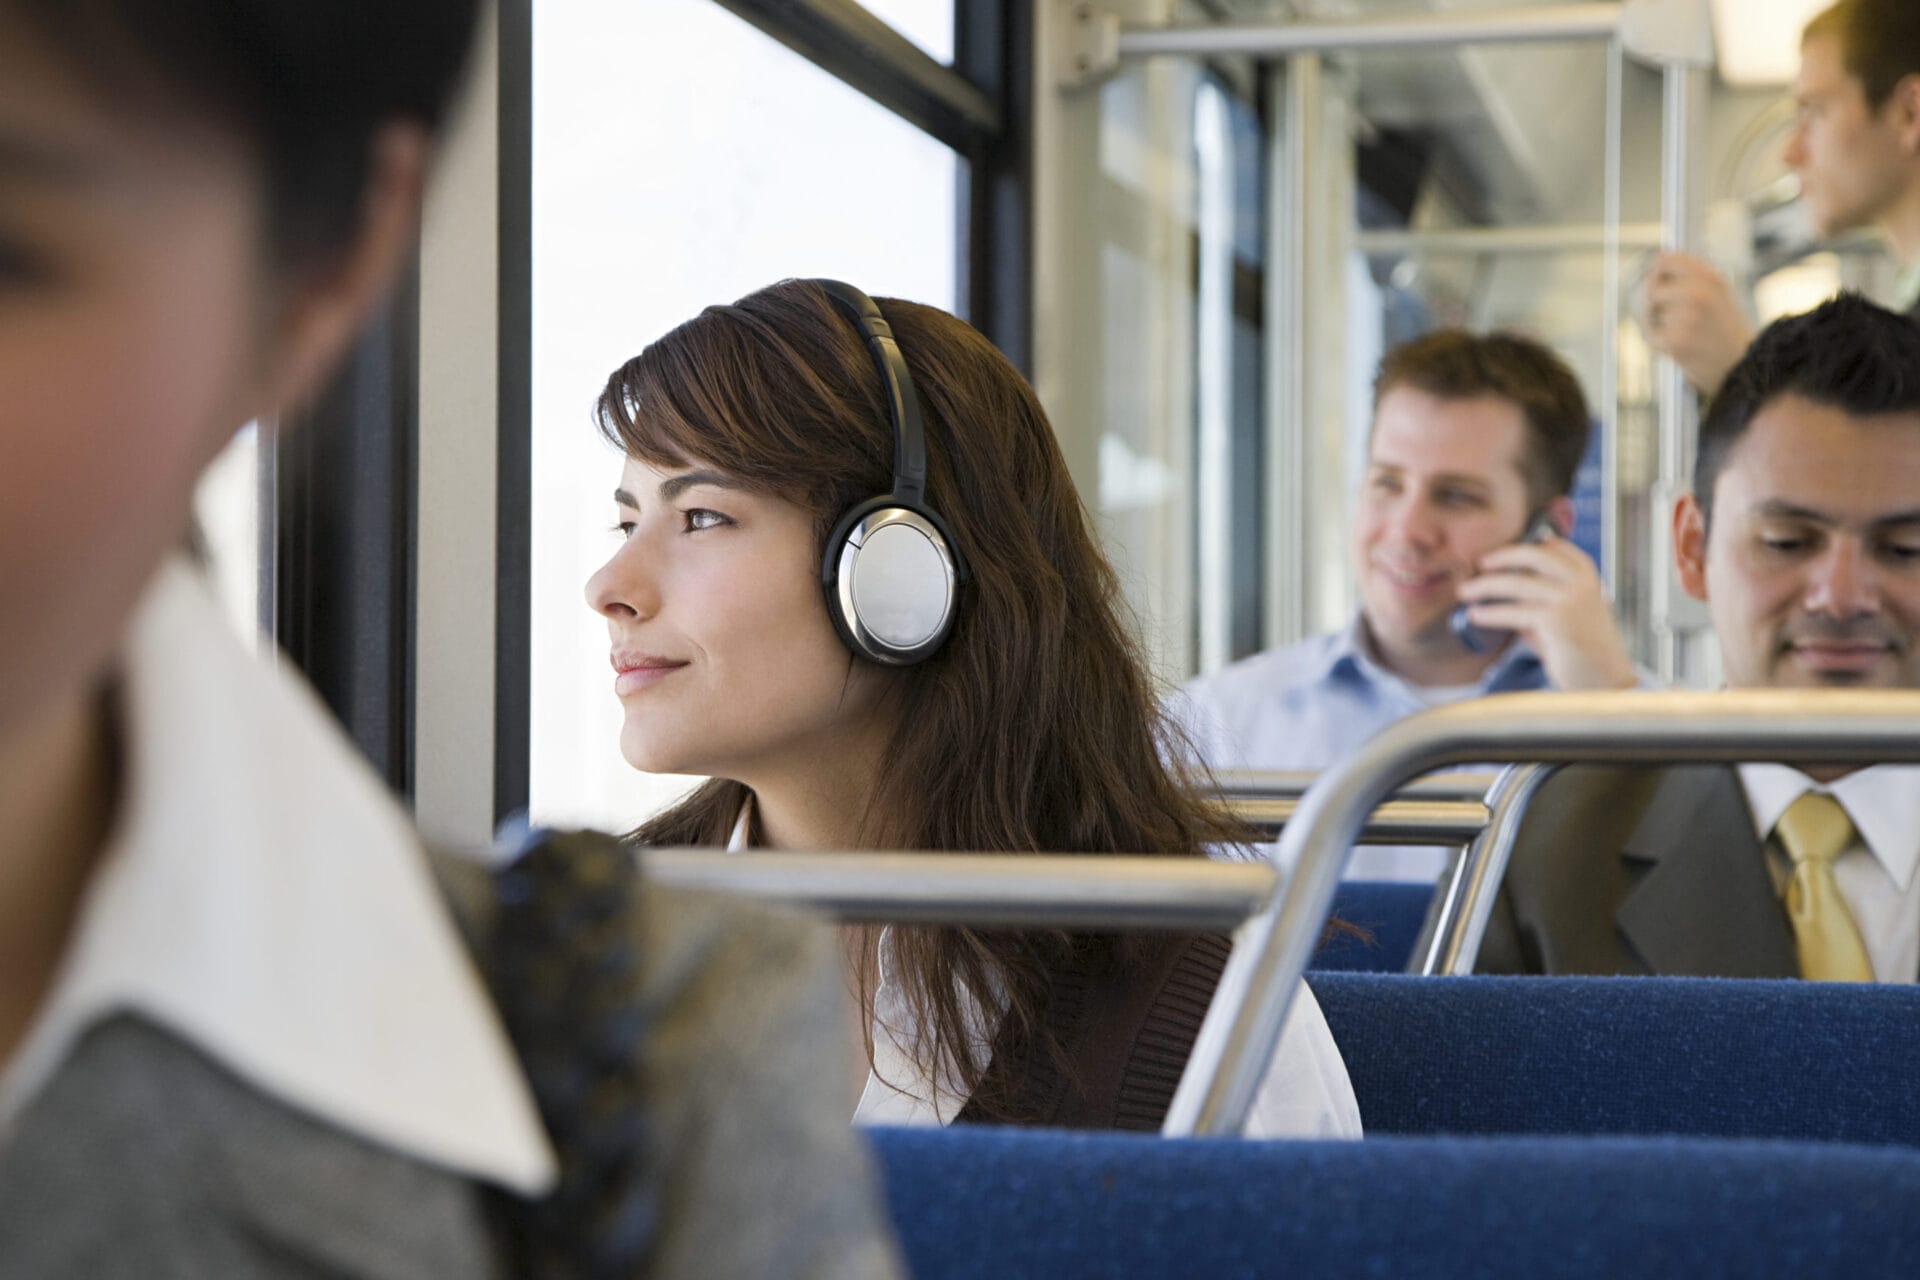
[{"left": 1774, "top": 792, "right": 1873, "bottom": 982}]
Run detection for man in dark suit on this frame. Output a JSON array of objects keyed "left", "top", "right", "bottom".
[
  {"left": 1481, "top": 295, "right": 1920, "bottom": 981},
  {"left": 1641, "top": 0, "right": 1920, "bottom": 397}
]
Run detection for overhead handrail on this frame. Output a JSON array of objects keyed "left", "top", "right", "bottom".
[
  {"left": 641, "top": 849, "right": 1272, "bottom": 930},
  {"left": 1209, "top": 769, "right": 1499, "bottom": 803},
  {"left": 1114, "top": 3, "right": 1623, "bottom": 58},
  {"left": 1222, "top": 796, "right": 1490, "bottom": 844},
  {"left": 1163, "top": 689, "right": 1920, "bottom": 1138}
]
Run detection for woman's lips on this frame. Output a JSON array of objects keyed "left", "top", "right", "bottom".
[{"left": 612, "top": 654, "right": 689, "bottom": 696}]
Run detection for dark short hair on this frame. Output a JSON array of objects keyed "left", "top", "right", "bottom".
[
  {"left": 1371, "top": 329, "right": 1592, "bottom": 509},
  {"left": 15, "top": 0, "right": 480, "bottom": 262},
  {"left": 1695, "top": 293, "right": 1920, "bottom": 516},
  {"left": 1804, "top": 0, "right": 1920, "bottom": 110}
]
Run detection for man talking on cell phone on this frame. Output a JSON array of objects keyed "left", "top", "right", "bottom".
[{"left": 1170, "top": 330, "right": 1644, "bottom": 880}]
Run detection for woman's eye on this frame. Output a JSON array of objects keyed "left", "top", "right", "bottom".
[
  {"left": 683, "top": 508, "right": 732, "bottom": 532},
  {"left": 610, "top": 520, "right": 637, "bottom": 540}
]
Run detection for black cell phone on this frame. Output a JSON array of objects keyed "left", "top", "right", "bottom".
[{"left": 1449, "top": 512, "right": 1557, "bottom": 654}]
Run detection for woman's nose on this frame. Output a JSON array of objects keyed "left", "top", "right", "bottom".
[{"left": 585, "top": 542, "right": 659, "bottom": 621}]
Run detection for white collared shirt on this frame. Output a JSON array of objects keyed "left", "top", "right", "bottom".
[
  {"left": 1738, "top": 763, "right": 1920, "bottom": 983},
  {"left": 725, "top": 798, "right": 1362, "bottom": 1138},
  {"left": 0, "top": 561, "right": 557, "bottom": 1194}
]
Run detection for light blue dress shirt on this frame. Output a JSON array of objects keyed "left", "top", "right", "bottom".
[{"left": 1170, "top": 619, "right": 1552, "bottom": 881}]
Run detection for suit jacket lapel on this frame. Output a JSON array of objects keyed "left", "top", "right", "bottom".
[{"left": 1615, "top": 766, "right": 1799, "bottom": 978}]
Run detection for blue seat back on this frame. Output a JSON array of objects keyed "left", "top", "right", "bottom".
[
  {"left": 1312, "top": 971, "right": 1920, "bottom": 1144},
  {"left": 870, "top": 1125, "right": 1920, "bottom": 1279},
  {"left": 1311, "top": 880, "right": 1433, "bottom": 973}
]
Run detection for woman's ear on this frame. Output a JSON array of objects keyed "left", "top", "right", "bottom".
[{"left": 254, "top": 123, "right": 431, "bottom": 419}]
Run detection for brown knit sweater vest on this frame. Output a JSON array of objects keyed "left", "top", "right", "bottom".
[{"left": 952, "top": 933, "right": 1232, "bottom": 1131}]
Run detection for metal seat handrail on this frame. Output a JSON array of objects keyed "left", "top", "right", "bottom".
[
  {"left": 1222, "top": 796, "right": 1490, "bottom": 843},
  {"left": 640, "top": 849, "right": 1274, "bottom": 930},
  {"left": 1162, "top": 688, "right": 1920, "bottom": 1138},
  {"left": 1209, "top": 769, "right": 1499, "bottom": 803},
  {"left": 640, "top": 795, "right": 1493, "bottom": 926}
]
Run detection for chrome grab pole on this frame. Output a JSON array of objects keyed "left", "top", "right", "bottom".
[
  {"left": 1417, "top": 764, "right": 1559, "bottom": 975},
  {"left": 1163, "top": 689, "right": 1920, "bottom": 1137}
]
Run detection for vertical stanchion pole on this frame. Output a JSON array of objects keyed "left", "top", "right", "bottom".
[
  {"left": 1654, "top": 60, "right": 1707, "bottom": 682},
  {"left": 1263, "top": 53, "right": 1320, "bottom": 647},
  {"left": 1599, "top": 37, "right": 1624, "bottom": 602}
]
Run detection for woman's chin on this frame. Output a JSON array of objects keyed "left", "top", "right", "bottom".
[{"left": 618, "top": 729, "right": 688, "bottom": 777}]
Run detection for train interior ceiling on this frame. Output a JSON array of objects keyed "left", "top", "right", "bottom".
[{"left": 186, "top": 0, "right": 1898, "bottom": 842}]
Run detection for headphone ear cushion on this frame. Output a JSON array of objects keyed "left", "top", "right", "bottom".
[{"left": 822, "top": 498, "right": 961, "bottom": 665}]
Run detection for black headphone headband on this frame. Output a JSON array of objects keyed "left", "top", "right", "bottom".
[{"left": 814, "top": 279, "right": 927, "bottom": 504}]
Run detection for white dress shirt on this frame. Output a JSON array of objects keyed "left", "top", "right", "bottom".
[
  {"left": 1737, "top": 763, "right": 1920, "bottom": 984},
  {"left": 0, "top": 561, "right": 557, "bottom": 1193},
  {"left": 725, "top": 799, "right": 1363, "bottom": 1137}
]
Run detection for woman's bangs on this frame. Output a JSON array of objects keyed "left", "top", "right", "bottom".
[{"left": 596, "top": 317, "right": 797, "bottom": 488}]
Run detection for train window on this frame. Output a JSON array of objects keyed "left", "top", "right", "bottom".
[
  {"left": 857, "top": 0, "right": 955, "bottom": 64},
  {"left": 525, "top": 0, "right": 961, "bottom": 832},
  {"left": 1754, "top": 252, "right": 1843, "bottom": 324}
]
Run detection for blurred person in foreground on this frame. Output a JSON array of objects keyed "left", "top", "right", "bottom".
[{"left": 0, "top": 3, "right": 902, "bottom": 1275}]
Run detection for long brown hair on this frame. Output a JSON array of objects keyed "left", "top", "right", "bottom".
[{"left": 595, "top": 279, "right": 1244, "bottom": 1119}]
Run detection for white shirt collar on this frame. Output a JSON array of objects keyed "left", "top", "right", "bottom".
[
  {"left": 0, "top": 561, "right": 556, "bottom": 1194},
  {"left": 1737, "top": 762, "right": 1920, "bottom": 892},
  {"left": 725, "top": 795, "right": 754, "bottom": 853}
]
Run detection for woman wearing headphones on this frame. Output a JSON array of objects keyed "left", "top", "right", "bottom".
[{"left": 588, "top": 279, "right": 1361, "bottom": 1137}]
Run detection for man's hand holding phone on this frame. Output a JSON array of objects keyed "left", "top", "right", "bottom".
[{"left": 1453, "top": 523, "right": 1639, "bottom": 691}]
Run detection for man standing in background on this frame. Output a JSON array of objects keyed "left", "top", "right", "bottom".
[{"left": 1644, "top": 0, "right": 1920, "bottom": 395}]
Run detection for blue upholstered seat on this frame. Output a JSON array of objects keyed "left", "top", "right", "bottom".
[
  {"left": 1311, "top": 881, "right": 1434, "bottom": 973},
  {"left": 1312, "top": 971, "right": 1920, "bottom": 1144},
  {"left": 871, "top": 1125, "right": 1920, "bottom": 1279}
]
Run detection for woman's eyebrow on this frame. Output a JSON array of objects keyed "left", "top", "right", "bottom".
[{"left": 658, "top": 470, "right": 746, "bottom": 500}]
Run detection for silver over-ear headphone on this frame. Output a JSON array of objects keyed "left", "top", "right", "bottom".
[{"left": 814, "top": 280, "right": 967, "bottom": 666}]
